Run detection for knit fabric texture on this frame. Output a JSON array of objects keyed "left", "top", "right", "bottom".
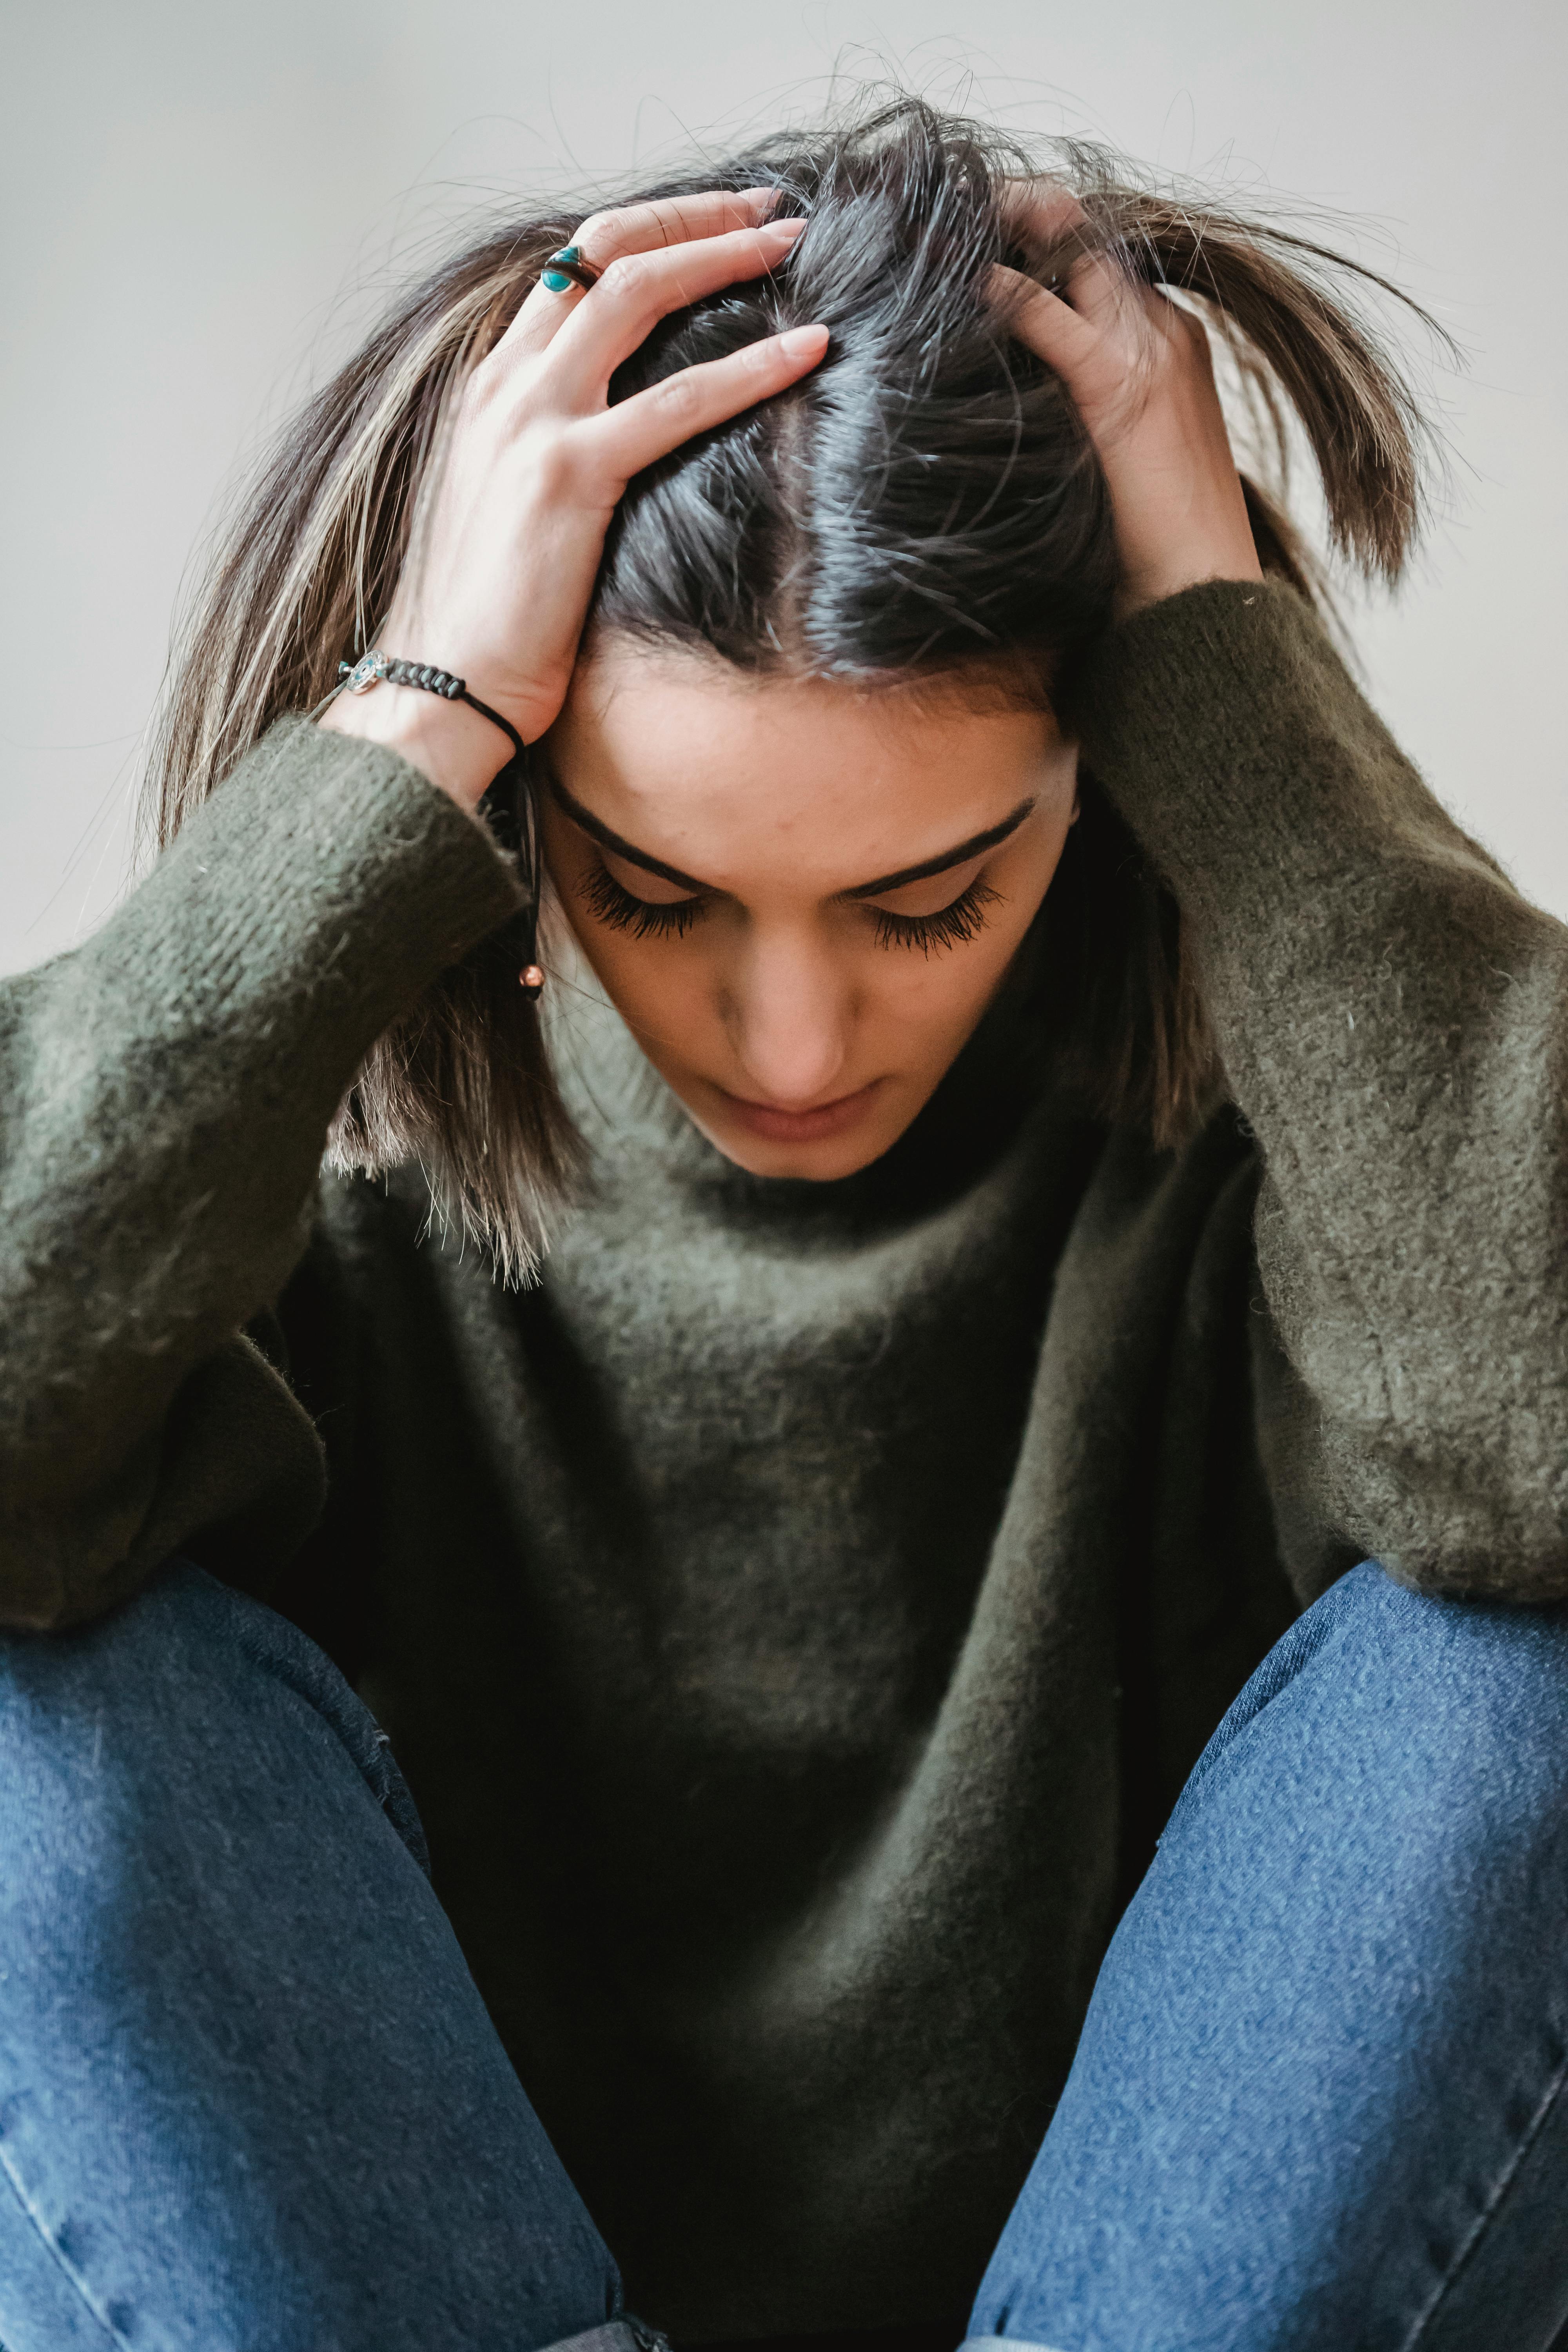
[{"left": 2, "top": 581, "right": 1565, "bottom": 2335}]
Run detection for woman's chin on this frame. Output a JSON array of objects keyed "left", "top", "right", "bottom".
[{"left": 684, "top": 1076, "right": 920, "bottom": 1181}]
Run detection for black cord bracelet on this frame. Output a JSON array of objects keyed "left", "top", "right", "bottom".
[
  {"left": 338, "top": 651, "right": 525, "bottom": 763},
  {"left": 338, "top": 651, "right": 544, "bottom": 998}
]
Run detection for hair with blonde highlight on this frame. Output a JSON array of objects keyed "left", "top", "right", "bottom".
[{"left": 141, "top": 93, "right": 1447, "bottom": 1278}]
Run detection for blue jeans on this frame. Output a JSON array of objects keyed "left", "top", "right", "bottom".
[{"left": 0, "top": 1564, "right": 1563, "bottom": 2351}]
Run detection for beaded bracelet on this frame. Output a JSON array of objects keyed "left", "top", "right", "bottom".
[
  {"left": 339, "top": 651, "right": 525, "bottom": 760},
  {"left": 338, "top": 651, "right": 544, "bottom": 997}
]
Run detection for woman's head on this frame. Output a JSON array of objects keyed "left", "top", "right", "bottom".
[{"left": 146, "top": 93, "right": 1440, "bottom": 1274}]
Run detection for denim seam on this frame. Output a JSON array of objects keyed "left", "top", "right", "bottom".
[
  {"left": 1398, "top": 2034, "right": 1568, "bottom": 2351},
  {"left": 0, "top": 2139, "right": 131, "bottom": 2347}
]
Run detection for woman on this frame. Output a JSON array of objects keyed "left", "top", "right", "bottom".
[{"left": 2, "top": 95, "right": 1566, "bottom": 2352}]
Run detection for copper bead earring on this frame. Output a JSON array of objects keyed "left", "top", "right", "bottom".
[{"left": 512, "top": 760, "right": 546, "bottom": 1001}]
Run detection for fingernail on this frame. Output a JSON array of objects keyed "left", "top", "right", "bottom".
[
  {"left": 766, "top": 216, "right": 808, "bottom": 237},
  {"left": 779, "top": 323, "right": 829, "bottom": 356}
]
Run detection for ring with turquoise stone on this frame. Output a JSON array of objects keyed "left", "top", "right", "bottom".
[{"left": 540, "top": 244, "right": 601, "bottom": 294}]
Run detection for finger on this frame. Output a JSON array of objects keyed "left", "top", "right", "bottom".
[
  {"left": 504, "top": 189, "right": 780, "bottom": 356},
  {"left": 997, "top": 178, "right": 1123, "bottom": 320},
  {"left": 998, "top": 241, "right": 1158, "bottom": 379},
  {"left": 1058, "top": 241, "right": 1136, "bottom": 334},
  {"left": 540, "top": 219, "right": 808, "bottom": 402},
  {"left": 993, "top": 260, "right": 1151, "bottom": 431},
  {"left": 999, "top": 178, "right": 1088, "bottom": 250},
  {"left": 575, "top": 186, "right": 780, "bottom": 267},
  {"left": 993, "top": 263, "right": 1105, "bottom": 377},
  {"left": 584, "top": 323, "right": 829, "bottom": 479},
  {"left": 994, "top": 177, "right": 1134, "bottom": 338}
]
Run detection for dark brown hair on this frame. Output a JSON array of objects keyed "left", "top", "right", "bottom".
[{"left": 143, "top": 94, "right": 1444, "bottom": 1277}]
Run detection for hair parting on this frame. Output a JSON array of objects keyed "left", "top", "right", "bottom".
[{"left": 140, "top": 92, "right": 1448, "bottom": 1276}]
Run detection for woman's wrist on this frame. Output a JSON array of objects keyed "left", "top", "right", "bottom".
[
  {"left": 318, "top": 681, "right": 511, "bottom": 812},
  {"left": 1111, "top": 462, "right": 1265, "bottom": 621},
  {"left": 1114, "top": 537, "right": 1264, "bottom": 622}
]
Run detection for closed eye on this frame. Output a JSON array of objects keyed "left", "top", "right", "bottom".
[
  {"left": 869, "top": 877, "right": 1002, "bottom": 954},
  {"left": 576, "top": 855, "right": 711, "bottom": 940}
]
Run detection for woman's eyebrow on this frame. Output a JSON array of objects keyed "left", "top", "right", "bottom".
[
  {"left": 839, "top": 799, "right": 1038, "bottom": 899},
  {"left": 550, "top": 778, "right": 1038, "bottom": 900},
  {"left": 551, "top": 778, "right": 711, "bottom": 893}
]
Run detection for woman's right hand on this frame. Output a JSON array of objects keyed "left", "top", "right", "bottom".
[
  {"left": 321, "top": 191, "right": 826, "bottom": 809},
  {"left": 999, "top": 189, "right": 1261, "bottom": 622}
]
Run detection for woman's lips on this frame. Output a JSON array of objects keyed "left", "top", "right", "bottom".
[{"left": 719, "top": 1079, "right": 883, "bottom": 1144}]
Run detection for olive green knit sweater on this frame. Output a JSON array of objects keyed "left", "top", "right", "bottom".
[{"left": 2, "top": 582, "right": 1565, "bottom": 2336}]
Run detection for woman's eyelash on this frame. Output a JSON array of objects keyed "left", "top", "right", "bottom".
[
  {"left": 577, "top": 856, "right": 709, "bottom": 940},
  {"left": 577, "top": 853, "right": 1001, "bottom": 955},
  {"left": 871, "top": 879, "right": 1002, "bottom": 955}
]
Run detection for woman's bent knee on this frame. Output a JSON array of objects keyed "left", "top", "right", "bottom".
[
  {"left": 0, "top": 1560, "right": 620, "bottom": 2352},
  {"left": 1172, "top": 1559, "right": 1568, "bottom": 1850},
  {"left": 0, "top": 1555, "right": 427, "bottom": 1879},
  {"left": 974, "top": 1564, "right": 1568, "bottom": 2351}
]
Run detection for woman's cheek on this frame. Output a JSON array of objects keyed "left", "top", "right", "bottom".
[{"left": 565, "top": 911, "right": 718, "bottom": 1050}]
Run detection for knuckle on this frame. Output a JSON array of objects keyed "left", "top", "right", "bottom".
[
  {"left": 572, "top": 204, "right": 622, "bottom": 245},
  {"left": 599, "top": 251, "right": 652, "bottom": 302},
  {"left": 652, "top": 372, "right": 705, "bottom": 425}
]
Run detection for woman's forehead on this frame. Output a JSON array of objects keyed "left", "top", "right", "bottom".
[{"left": 549, "top": 648, "right": 1066, "bottom": 893}]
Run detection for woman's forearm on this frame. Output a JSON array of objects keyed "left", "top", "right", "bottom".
[
  {"left": 0, "top": 716, "right": 520, "bottom": 1626},
  {"left": 1081, "top": 578, "right": 1568, "bottom": 1599}
]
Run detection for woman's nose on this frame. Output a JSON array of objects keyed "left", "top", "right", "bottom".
[{"left": 725, "top": 927, "right": 852, "bottom": 1106}]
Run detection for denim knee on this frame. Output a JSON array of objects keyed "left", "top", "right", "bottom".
[
  {"left": 0, "top": 1557, "right": 428, "bottom": 1877},
  {"left": 968, "top": 1565, "right": 1568, "bottom": 2352},
  {"left": 0, "top": 1559, "right": 623, "bottom": 2352},
  {"left": 1167, "top": 1558, "right": 1568, "bottom": 1857}
]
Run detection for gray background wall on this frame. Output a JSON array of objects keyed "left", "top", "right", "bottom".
[{"left": 2, "top": 0, "right": 1561, "bottom": 973}]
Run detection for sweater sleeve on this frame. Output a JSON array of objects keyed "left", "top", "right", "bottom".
[
  {"left": 1079, "top": 579, "right": 1568, "bottom": 1602},
  {"left": 0, "top": 715, "right": 522, "bottom": 1629}
]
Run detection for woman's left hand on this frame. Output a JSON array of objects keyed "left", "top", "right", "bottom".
[{"left": 998, "top": 193, "right": 1263, "bottom": 620}]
